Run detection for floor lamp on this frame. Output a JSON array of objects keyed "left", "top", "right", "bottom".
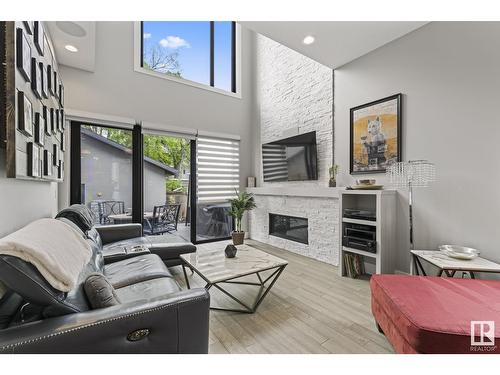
[{"left": 386, "top": 160, "right": 436, "bottom": 250}]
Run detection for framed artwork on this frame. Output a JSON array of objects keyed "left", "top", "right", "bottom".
[
  {"left": 59, "top": 83, "right": 64, "bottom": 107},
  {"left": 23, "top": 21, "right": 34, "bottom": 35},
  {"left": 27, "top": 142, "right": 41, "bottom": 178},
  {"left": 53, "top": 143, "right": 60, "bottom": 166},
  {"left": 47, "top": 64, "right": 55, "bottom": 96},
  {"left": 17, "top": 91, "right": 33, "bottom": 136},
  {"left": 42, "top": 105, "right": 50, "bottom": 136},
  {"left": 40, "top": 61, "right": 48, "bottom": 98},
  {"left": 33, "top": 21, "right": 44, "bottom": 55},
  {"left": 50, "top": 108, "right": 56, "bottom": 134},
  {"left": 43, "top": 150, "right": 52, "bottom": 177},
  {"left": 350, "top": 93, "right": 402, "bottom": 174},
  {"left": 61, "top": 130, "right": 66, "bottom": 151},
  {"left": 58, "top": 160, "right": 64, "bottom": 180},
  {"left": 31, "top": 58, "right": 42, "bottom": 99},
  {"left": 59, "top": 109, "right": 64, "bottom": 131},
  {"left": 34, "top": 112, "right": 45, "bottom": 146},
  {"left": 53, "top": 70, "right": 58, "bottom": 98},
  {"left": 16, "top": 28, "right": 31, "bottom": 82},
  {"left": 55, "top": 109, "right": 60, "bottom": 133}
]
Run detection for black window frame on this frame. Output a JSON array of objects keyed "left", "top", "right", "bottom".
[{"left": 140, "top": 21, "right": 237, "bottom": 94}]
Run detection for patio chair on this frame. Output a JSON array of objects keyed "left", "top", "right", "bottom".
[
  {"left": 97, "top": 200, "right": 125, "bottom": 224},
  {"left": 144, "top": 204, "right": 181, "bottom": 235}
]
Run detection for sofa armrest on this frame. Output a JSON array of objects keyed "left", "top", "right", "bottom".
[
  {"left": 0, "top": 288, "right": 210, "bottom": 354},
  {"left": 96, "top": 224, "right": 143, "bottom": 245}
]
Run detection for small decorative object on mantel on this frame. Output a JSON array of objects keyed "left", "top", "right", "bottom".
[
  {"left": 350, "top": 93, "right": 402, "bottom": 174},
  {"left": 347, "top": 179, "right": 384, "bottom": 190},
  {"left": 225, "top": 244, "right": 237, "bottom": 258},
  {"left": 247, "top": 176, "right": 256, "bottom": 188},
  {"left": 228, "top": 190, "right": 257, "bottom": 246},
  {"left": 329, "top": 164, "right": 339, "bottom": 187}
]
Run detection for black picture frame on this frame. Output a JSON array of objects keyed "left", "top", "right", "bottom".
[
  {"left": 16, "top": 28, "right": 31, "bottom": 82},
  {"left": 47, "top": 64, "right": 55, "bottom": 96},
  {"left": 59, "top": 109, "right": 64, "bottom": 131},
  {"left": 31, "top": 58, "right": 42, "bottom": 99},
  {"left": 40, "top": 61, "right": 48, "bottom": 98},
  {"left": 27, "top": 142, "right": 41, "bottom": 178},
  {"left": 42, "top": 105, "right": 50, "bottom": 136},
  {"left": 61, "top": 132, "right": 66, "bottom": 151},
  {"left": 50, "top": 108, "right": 56, "bottom": 134},
  {"left": 53, "top": 143, "right": 60, "bottom": 166},
  {"left": 53, "top": 70, "right": 59, "bottom": 98},
  {"left": 350, "top": 93, "right": 402, "bottom": 175},
  {"left": 34, "top": 21, "right": 44, "bottom": 55},
  {"left": 34, "top": 112, "right": 45, "bottom": 146},
  {"left": 23, "top": 21, "right": 34, "bottom": 35},
  {"left": 43, "top": 150, "right": 52, "bottom": 177},
  {"left": 17, "top": 91, "right": 33, "bottom": 136},
  {"left": 59, "top": 83, "right": 64, "bottom": 107}
]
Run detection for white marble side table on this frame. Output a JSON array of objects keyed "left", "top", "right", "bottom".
[{"left": 411, "top": 250, "right": 500, "bottom": 278}]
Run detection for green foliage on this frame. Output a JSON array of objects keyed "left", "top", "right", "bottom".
[
  {"left": 227, "top": 190, "right": 257, "bottom": 232},
  {"left": 83, "top": 126, "right": 190, "bottom": 173},
  {"left": 166, "top": 177, "right": 186, "bottom": 193}
]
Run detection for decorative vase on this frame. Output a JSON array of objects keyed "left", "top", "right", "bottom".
[
  {"left": 225, "top": 244, "right": 238, "bottom": 258},
  {"left": 232, "top": 231, "right": 245, "bottom": 245},
  {"left": 329, "top": 178, "right": 336, "bottom": 187}
]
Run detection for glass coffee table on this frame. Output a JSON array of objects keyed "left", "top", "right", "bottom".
[{"left": 180, "top": 244, "right": 288, "bottom": 313}]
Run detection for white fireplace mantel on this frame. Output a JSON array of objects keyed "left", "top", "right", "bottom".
[{"left": 246, "top": 187, "right": 341, "bottom": 199}]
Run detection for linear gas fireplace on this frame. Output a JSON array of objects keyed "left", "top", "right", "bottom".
[{"left": 269, "top": 213, "right": 309, "bottom": 244}]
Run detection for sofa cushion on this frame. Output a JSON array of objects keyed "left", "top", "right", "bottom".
[
  {"left": 115, "top": 278, "right": 181, "bottom": 303},
  {"left": 84, "top": 273, "right": 121, "bottom": 309},
  {"left": 55, "top": 204, "right": 95, "bottom": 233},
  {"left": 371, "top": 275, "right": 500, "bottom": 354},
  {"left": 104, "top": 254, "right": 173, "bottom": 289}
]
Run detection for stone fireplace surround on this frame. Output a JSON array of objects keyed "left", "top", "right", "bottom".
[{"left": 247, "top": 187, "right": 340, "bottom": 266}]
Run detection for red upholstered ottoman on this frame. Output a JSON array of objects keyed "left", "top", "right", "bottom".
[{"left": 370, "top": 275, "right": 500, "bottom": 354}]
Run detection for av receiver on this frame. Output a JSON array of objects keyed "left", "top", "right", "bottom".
[{"left": 342, "top": 222, "right": 377, "bottom": 253}]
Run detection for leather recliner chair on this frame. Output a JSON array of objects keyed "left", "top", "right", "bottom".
[{"left": 0, "top": 206, "right": 210, "bottom": 354}]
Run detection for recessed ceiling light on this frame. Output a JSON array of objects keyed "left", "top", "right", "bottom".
[
  {"left": 65, "top": 44, "right": 78, "bottom": 53},
  {"left": 303, "top": 35, "right": 315, "bottom": 45}
]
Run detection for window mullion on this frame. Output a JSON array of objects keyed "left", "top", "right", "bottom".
[{"left": 210, "top": 21, "right": 215, "bottom": 87}]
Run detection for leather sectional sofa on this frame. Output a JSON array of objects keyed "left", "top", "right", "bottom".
[{"left": 0, "top": 205, "right": 209, "bottom": 354}]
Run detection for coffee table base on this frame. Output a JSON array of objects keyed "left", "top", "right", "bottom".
[{"left": 182, "top": 263, "right": 287, "bottom": 313}]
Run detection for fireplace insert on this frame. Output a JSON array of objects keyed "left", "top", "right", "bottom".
[{"left": 269, "top": 213, "right": 308, "bottom": 244}]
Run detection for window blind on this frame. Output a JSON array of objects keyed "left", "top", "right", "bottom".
[{"left": 197, "top": 136, "right": 240, "bottom": 202}]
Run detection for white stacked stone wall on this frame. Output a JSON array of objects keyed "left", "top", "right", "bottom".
[
  {"left": 256, "top": 34, "right": 333, "bottom": 187},
  {"left": 250, "top": 34, "right": 337, "bottom": 265}
]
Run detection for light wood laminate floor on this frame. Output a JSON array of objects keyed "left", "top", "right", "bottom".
[{"left": 171, "top": 239, "right": 393, "bottom": 354}]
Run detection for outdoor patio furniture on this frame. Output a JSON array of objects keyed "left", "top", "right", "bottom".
[
  {"left": 88, "top": 200, "right": 125, "bottom": 224},
  {"left": 143, "top": 204, "right": 181, "bottom": 235}
]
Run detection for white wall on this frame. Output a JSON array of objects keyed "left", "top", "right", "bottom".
[
  {"left": 335, "top": 22, "right": 500, "bottom": 272},
  {"left": 254, "top": 34, "right": 333, "bottom": 186},
  {"left": 0, "top": 150, "right": 58, "bottom": 237},
  {"left": 59, "top": 22, "right": 255, "bottom": 198}
]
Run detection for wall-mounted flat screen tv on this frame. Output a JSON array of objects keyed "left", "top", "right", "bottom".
[{"left": 262, "top": 131, "right": 318, "bottom": 182}]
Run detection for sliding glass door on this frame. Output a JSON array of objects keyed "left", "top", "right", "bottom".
[
  {"left": 71, "top": 121, "right": 240, "bottom": 244},
  {"left": 72, "top": 123, "right": 136, "bottom": 226}
]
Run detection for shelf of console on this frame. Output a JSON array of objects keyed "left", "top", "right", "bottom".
[
  {"left": 342, "top": 246, "right": 378, "bottom": 259},
  {"left": 342, "top": 217, "right": 378, "bottom": 226}
]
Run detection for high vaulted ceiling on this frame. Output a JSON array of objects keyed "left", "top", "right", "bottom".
[
  {"left": 45, "top": 21, "right": 96, "bottom": 72},
  {"left": 241, "top": 21, "right": 428, "bottom": 68}
]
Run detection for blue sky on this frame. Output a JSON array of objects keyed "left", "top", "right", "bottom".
[{"left": 143, "top": 21, "right": 232, "bottom": 92}]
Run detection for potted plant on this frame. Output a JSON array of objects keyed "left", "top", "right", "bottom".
[
  {"left": 329, "top": 164, "right": 339, "bottom": 187},
  {"left": 228, "top": 190, "right": 257, "bottom": 245}
]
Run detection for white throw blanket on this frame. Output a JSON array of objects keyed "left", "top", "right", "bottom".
[{"left": 0, "top": 218, "right": 92, "bottom": 292}]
